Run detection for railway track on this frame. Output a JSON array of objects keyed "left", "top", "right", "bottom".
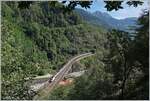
[{"left": 33, "top": 52, "right": 94, "bottom": 100}]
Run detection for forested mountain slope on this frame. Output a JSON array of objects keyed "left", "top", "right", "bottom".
[{"left": 1, "top": 2, "right": 107, "bottom": 99}]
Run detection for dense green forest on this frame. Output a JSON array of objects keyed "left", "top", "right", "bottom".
[{"left": 1, "top": 1, "right": 149, "bottom": 100}]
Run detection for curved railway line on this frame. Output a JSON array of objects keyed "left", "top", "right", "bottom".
[{"left": 33, "top": 52, "right": 94, "bottom": 100}]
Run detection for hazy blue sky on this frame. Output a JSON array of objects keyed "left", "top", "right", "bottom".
[{"left": 77, "top": 0, "right": 149, "bottom": 19}]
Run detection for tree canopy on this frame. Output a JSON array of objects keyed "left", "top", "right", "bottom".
[{"left": 17, "top": 1, "right": 144, "bottom": 11}]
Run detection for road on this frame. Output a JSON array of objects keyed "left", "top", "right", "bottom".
[{"left": 33, "top": 52, "right": 94, "bottom": 100}]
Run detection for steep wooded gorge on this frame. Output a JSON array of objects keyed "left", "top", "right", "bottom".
[
  {"left": 1, "top": 1, "right": 149, "bottom": 100},
  {"left": 2, "top": 1, "right": 108, "bottom": 99}
]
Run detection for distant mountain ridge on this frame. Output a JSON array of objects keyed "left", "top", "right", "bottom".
[{"left": 75, "top": 8, "right": 138, "bottom": 32}]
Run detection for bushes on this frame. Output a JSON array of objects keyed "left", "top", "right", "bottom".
[{"left": 1, "top": 14, "right": 52, "bottom": 99}]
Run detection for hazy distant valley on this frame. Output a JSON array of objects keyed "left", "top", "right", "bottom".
[{"left": 75, "top": 8, "right": 138, "bottom": 32}]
